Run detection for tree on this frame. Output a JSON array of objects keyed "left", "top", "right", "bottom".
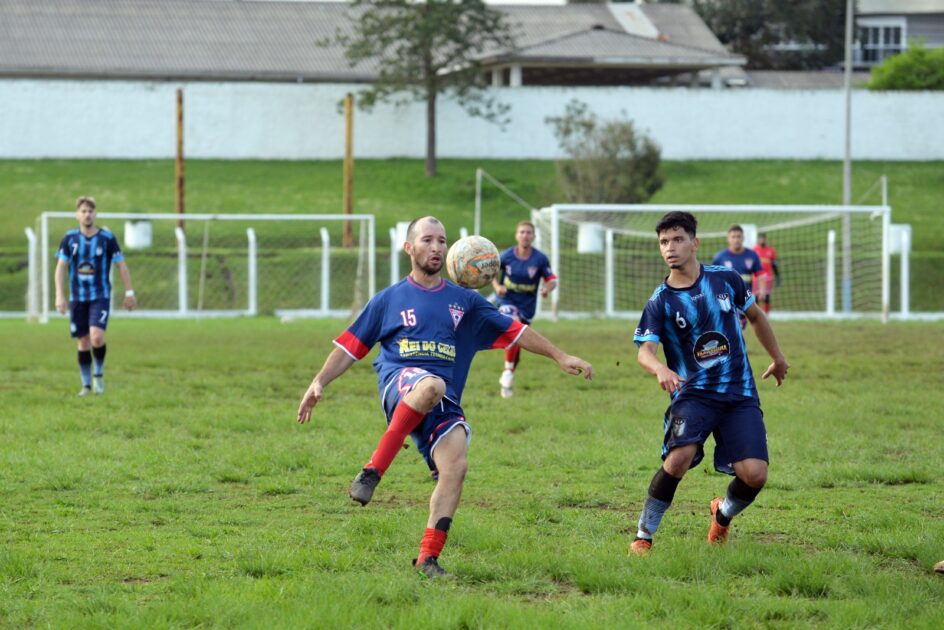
[
  {"left": 546, "top": 100, "right": 664, "bottom": 204},
  {"left": 333, "top": 1, "right": 515, "bottom": 177},
  {"left": 690, "top": 0, "right": 847, "bottom": 70},
  {"left": 869, "top": 42, "right": 944, "bottom": 90}
]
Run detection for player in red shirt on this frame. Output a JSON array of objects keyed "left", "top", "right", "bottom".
[
  {"left": 296, "top": 216, "right": 593, "bottom": 578},
  {"left": 751, "top": 232, "right": 780, "bottom": 314}
]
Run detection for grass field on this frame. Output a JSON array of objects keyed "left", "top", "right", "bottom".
[{"left": 2, "top": 318, "right": 942, "bottom": 627}]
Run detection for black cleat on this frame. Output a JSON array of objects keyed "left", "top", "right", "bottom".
[
  {"left": 413, "top": 556, "right": 452, "bottom": 579},
  {"left": 349, "top": 467, "right": 381, "bottom": 505}
]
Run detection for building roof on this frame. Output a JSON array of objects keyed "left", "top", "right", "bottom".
[
  {"left": 485, "top": 26, "right": 743, "bottom": 69},
  {"left": 859, "top": 0, "right": 944, "bottom": 15},
  {"left": 0, "top": 0, "right": 742, "bottom": 83},
  {"left": 748, "top": 70, "right": 873, "bottom": 89}
]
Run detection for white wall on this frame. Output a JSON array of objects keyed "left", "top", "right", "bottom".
[{"left": 1, "top": 79, "right": 942, "bottom": 160}]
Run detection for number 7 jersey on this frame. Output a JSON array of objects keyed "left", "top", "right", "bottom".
[{"left": 334, "top": 276, "right": 526, "bottom": 405}]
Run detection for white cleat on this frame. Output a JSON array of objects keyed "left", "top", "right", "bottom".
[
  {"left": 93, "top": 376, "right": 105, "bottom": 395},
  {"left": 500, "top": 387, "right": 514, "bottom": 399},
  {"left": 77, "top": 386, "right": 92, "bottom": 397}
]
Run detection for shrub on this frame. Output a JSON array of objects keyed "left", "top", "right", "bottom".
[
  {"left": 869, "top": 42, "right": 944, "bottom": 90},
  {"left": 546, "top": 100, "right": 664, "bottom": 203}
]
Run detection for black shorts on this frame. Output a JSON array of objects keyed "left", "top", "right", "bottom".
[{"left": 69, "top": 298, "right": 111, "bottom": 338}]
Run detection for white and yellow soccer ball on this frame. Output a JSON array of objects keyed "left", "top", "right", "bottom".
[{"left": 446, "top": 235, "right": 501, "bottom": 289}]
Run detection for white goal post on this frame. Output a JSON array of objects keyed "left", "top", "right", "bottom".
[
  {"left": 38, "top": 212, "right": 375, "bottom": 322},
  {"left": 532, "top": 204, "right": 897, "bottom": 321}
]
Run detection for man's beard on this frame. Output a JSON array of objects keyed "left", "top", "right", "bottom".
[{"left": 418, "top": 259, "right": 442, "bottom": 275}]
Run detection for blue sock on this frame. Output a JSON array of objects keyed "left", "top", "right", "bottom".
[
  {"left": 636, "top": 497, "right": 671, "bottom": 540},
  {"left": 635, "top": 468, "right": 683, "bottom": 540},
  {"left": 92, "top": 344, "right": 106, "bottom": 377},
  {"left": 718, "top": 476, "right": 763, "bottom": 524},
  {"left": 78, "top": 350, "right": 92, "bottom": 387}
]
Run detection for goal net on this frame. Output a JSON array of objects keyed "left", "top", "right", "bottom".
[
  {"left": 39, "top": 212, "right": 375, "bottom": 321},
  {"left": 532, "top": 204, "right": 891, "bottom": 320}
]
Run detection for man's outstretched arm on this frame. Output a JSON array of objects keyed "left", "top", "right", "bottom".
[
  {"left": 514, "top": 326, "right": 593, "bottom": 379},
  {"left": 297, "top": 347, "right": 357, "bottom": 424}
]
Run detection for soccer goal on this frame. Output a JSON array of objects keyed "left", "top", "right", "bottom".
[
  {"left": 38, "top": 212, "right": 375, "bottom": 322},
  {"left": 532, "top": 204, "right": 895, "bottom": 321}
]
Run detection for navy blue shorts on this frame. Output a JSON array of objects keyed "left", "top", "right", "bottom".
[
  {"left": 497, "top": 304, "right": 531, "bottom": 326},
  {"left": 69, "top": 298, "right": 111, "bottom": 338},
  {"left": 661, "top": 388, "right": 768, "bottom": 475},
  {"left": 380, "top": 367, "right": 470, "bottom": 471}
]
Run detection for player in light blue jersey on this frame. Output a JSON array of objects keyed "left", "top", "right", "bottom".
[
  {"left": 491, "top": 220, "right": 557, "bottom": 398},
  {"left": 54, "top": 196, "right": 137, "bottom": 396},
  {"left": 296, "top": 216, "right": 592, "bottom": 578},
  {"left": 629, "top": 211, "right": 789, "bottom": 555}
]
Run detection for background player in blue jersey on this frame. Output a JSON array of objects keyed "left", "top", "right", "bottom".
[
  {"left": 491, "top": 220, "right": 557, "bottom": 398},
  {"left": 629, "top": 211, "right": 788, "bottom": 555},
  {"left": 296, "top": 216, "right": 592, "bottom": 578},
  {"left": 712, "top": 225, "right": 763, "bottom": 328},
  {"left": 54, "top": 196, "right": 137, "bottom": 396}
]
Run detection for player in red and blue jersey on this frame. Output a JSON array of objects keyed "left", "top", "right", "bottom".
[
  {"left": 712, "top": 225, "right": 763, "bottom": 328},
  {"left": 54, "top": 196, "right": 137, "bottom": 396},
  {"left": 628, "top": 211, "right": 789, "bottom": 556},
  {"left": 491, "top": 221, "right": 557, "bottom": 398},
  {"left": 752, "top": 232, "right": 780, "bottom": 313},
  {"left": 296, "top": 216, "right": 592, "bottom": 578}
]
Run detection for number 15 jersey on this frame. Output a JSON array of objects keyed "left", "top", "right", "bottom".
[{"left": 334, "top": 276, "right": 526, "bottom": 405}]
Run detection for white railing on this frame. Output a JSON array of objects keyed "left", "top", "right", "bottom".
[{"left": 38, "top": 212, "right": 376, "bottom": 321}]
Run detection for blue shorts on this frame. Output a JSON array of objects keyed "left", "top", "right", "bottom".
[
  {"left": 380, "top": 367, "right": 470, "bottom": 471},
  {"left": 661, "top": 388, "right": 768, "bottom": 475},
  {"left": 497, "top": 304, "right": 531, "bottom": 326},
  {"left": 70, "top": 298, "right": 111, "bottom": 338}
]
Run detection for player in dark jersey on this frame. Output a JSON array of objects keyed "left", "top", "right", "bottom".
[
  {"left": 712, "top": 225, "right": 763, "bottom": 328},
  {"left": 296, "top": 216, "right": 592, "bottom": 578},
  {"left": 629, "top": 211, "right": 788, "bottom": 556},
  {"left": 491, "top": 220, "right": 558, "bottom": 398},
  {"left": 54, "top": 196, "right": 137, "bottom": 396}
]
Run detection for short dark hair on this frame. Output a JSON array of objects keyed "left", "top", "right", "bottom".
[
  {"left": 406, "top": 216, "right": 441, "bottom": 243},
  {"left": 655, "top": 211, "right": 697, "bottom": 238},
  {"left": 728, "top": 224, "right": 744, "bottom": 234}
]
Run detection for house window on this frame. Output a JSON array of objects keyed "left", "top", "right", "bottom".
[{"left": 856, "top": 17, "right": 906, "bottom": 65}]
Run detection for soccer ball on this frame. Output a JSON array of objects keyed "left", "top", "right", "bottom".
[{"left": 446, "top": 235, "right": 501, "bottom": 289}]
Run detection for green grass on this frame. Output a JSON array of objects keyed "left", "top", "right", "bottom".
[
  {"left": 2, "top": 159, "right": 942, "bottom": 311},
  {"left": 1, "top": 318, "right": 942, "bottom": 627}
]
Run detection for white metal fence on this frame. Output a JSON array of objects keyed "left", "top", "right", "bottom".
[{"left": 33, "top": 212, "right": 375, "bottom": 322}]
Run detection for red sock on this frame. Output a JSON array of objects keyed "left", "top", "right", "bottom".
[
  {"left": 366, "top": 401, "right": 425, "bottom": 475},
  {"left": 416, "top": 528, "right": 447, "bottom": 564},
  {"left": 504, "top": 345, "right": 520, "bottom": 369}
]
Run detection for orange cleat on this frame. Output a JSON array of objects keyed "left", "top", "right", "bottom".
[
  {"left": 708, "top": 497, "right": 729, "bottom": 545},
  {"left": 629, "top": 538, "right": 652, "bottom": 556}
]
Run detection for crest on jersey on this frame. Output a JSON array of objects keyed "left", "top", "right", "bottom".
[
  {"left": 527, "top": 266, "right": 538, "bottom": 279},
  {"left": 96, "top": 247, "right": 103, "bottom": 256},
  {"left": 448, "top": 303, "right": 465, "bottom": 330},
  {"left": 717, "top": 293, "right": 732, "bottom": 312}
]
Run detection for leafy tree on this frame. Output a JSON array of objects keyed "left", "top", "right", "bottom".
[
  {"left": 333, "top": 0, "right": 515, "bottom": 177},
  {"left": 869, "top": 42, "right": 944, "bottom": 90},
  {"left": 690, "top": 0, "right": 847, "bottom": 70},
  {"left": 546, "top": 100, "right": 664, "bottom": 204}
]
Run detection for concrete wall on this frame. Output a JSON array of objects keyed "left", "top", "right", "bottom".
[{"left": 2, "top": 79, "right": 943, "bottom": 160}]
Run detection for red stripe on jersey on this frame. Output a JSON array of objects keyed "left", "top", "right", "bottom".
[
  {"left": 490, "top": 320, "right": 526, "bottom": 349},
  {"left": 543, "top": 273, "right": 558, "bottom": 282},
  {"left": 334, "top": 330, "right": 370, "bottom": 359}
]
